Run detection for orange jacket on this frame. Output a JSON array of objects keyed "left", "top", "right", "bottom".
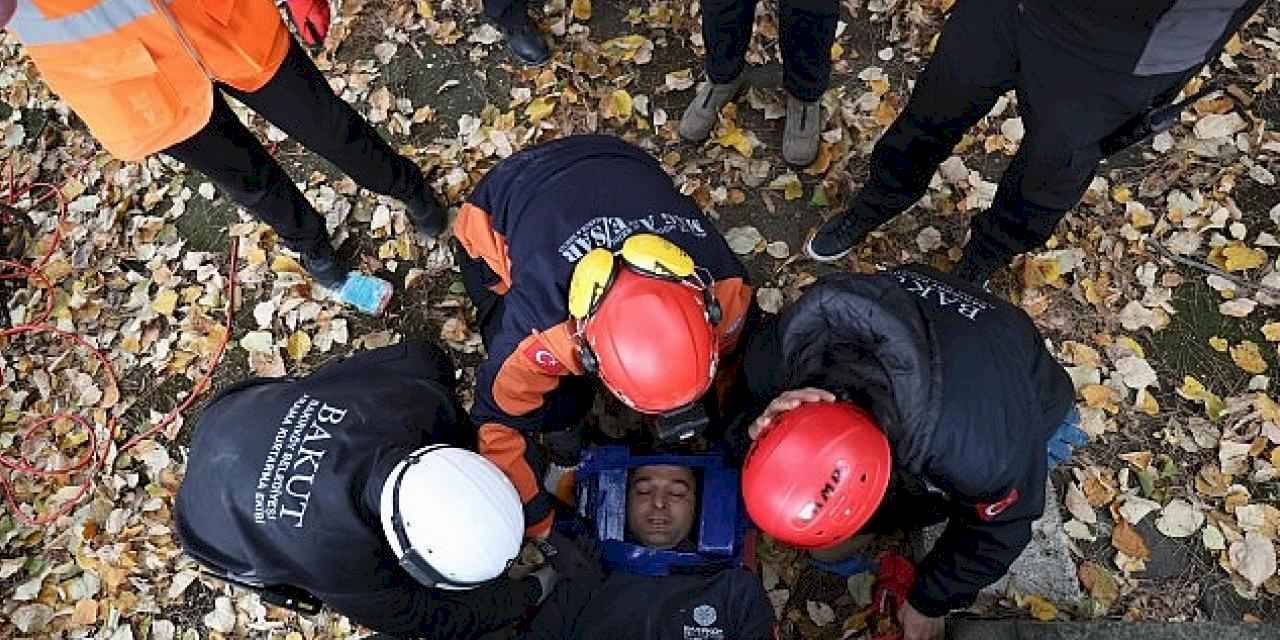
[{"left": 9, "top": 0, "right": 291, "bottom": 160}]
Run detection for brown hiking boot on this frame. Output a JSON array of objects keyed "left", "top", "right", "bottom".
[{"left": 678, "top": 75, "right": 747, "bottom": 142}]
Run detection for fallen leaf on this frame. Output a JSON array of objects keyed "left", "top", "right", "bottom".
[
  {"left": 715, "top": 121, "right": 755, "bottom": 158},
  {"left": 12, "top": 603, "right": 54, "bottom": 633},
  {"left": 1231, "top": 341, "right": 1269, "bottom": 374},
  {"left": 1203, "top": 524, "right": 1227, "bottom": 551},
  {"left": 806, "top": 600, "right": 835, "bottom": 627},
  {"left": 1065, "top": 482, "right": 1097, "bottom": 524},
  {"left": 607, "top": 89, "right": 634, "bottom": 121},
  {"left": 1210, "top": 336, "right": 1230, "bottom": 352},
  {"left": 757, "top": 287, "right": 784, "bottom": 314},
  {"left": 1024, "top": 595, "right": 1058, "bottom": 621},
  {"left": 1228, "top": 533, "right": 1277, "bottom": 588},
  {"left": 916, "top": 226, "right": 943, "bottom": 253},
  {"left": 525, "top": 97, "right": 556, "bottom": 122},
  {"left": 1078, "top": 562, "right": 1119, "bottom": 608},
  {"left": 287, "top": 331, "right": 312, "bottom": 361},
  {"left": 1154, "top": 498, "right": 1205, "bottom": 538},
  {"left": 1118, "top": 495, "right": 1161, "bottom": 525},
  {"left": 1193, "top": 112, "right": 1246, "bottom": 140},
  {"left": 71, "top": 599, "right": 98, "bottom": 627},
  {"left": 1262, "top": 323, "right": 1280, "bottom": 342},
  {"left": 1222, "top": 243, "right": 1267, "bottom": 271},
  {"left": 725, "top": 226, "right": 764, "bottom": 255},
  {"left": 1220, "top": 298, "right": 1258, "bottom": 318},
  {"left": 768, "top": 172, "right": 803, "bottom": 201},
  {"left": 239, "top": 331, "right": 275, "bottom": 354},
  {"left": 152, "top": 288, "right": 178, "bottom": 316},
  {"left": 571, "top": 0, "right": 591, "bottom": 21},
  {"left": 766, "top": 241, "right": 790, "bottom": 259},
  {"left": 1111, "top": 520, "right": 1151, "bottom": 560},
  {"left": 846, "top": 572, "right": 875, "bottom": 607}
]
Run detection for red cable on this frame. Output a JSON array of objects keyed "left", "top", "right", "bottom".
[{"left": 0, "top": 160, "right": 237, "bottom": 527}]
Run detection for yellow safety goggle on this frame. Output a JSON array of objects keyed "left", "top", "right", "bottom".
[{"left": 567, "top": 234, "right": 697, "bottom": 320}]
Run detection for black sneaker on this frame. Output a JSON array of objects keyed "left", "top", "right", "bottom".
[
  {"left": 298, "top": 246, "right": 349, "bottom": 290},
  {"left": 405, "top": 181, "right": 446, "bottom": 236},
  {"left": 806, "top": 210, "right": 877, "bottom": 262},
  {"left": 500, "top": 17, "right": 550, "bottom": 67}
]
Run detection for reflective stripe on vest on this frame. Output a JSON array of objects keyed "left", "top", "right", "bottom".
[{"left": 10, "top": 0, "right": 160, "bottom": 46}]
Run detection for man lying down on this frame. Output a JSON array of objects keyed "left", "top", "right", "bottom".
[{"left": 524, "top": 464, "right": 775, "bottom": 640}]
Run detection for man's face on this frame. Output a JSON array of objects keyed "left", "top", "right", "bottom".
[{"left": 626, "top": 465, "right": 697, "bottom": 550}]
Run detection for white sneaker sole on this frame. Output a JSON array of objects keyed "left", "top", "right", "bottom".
[{"left": 804, "top": 229, "right": 854, "bottom": 263}]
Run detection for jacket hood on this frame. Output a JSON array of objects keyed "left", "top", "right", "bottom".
[{"left": 775, "top": 272, "right": 943, "bottom": 476}]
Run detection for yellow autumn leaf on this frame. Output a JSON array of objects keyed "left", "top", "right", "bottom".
[
  {"left": 1178, "top": 376, "right": 1226, "bottom": 420},
  {"left": 1209, "top": 336, "right": 1229, "bottom": 352},
  {"left": 1231, "top": 341, "right": 1268, "bottom": 374},
  {"left": 1024, "top": 595, "right": 1058, "bottom": 621},
  {"left": 1262, "top": 322, "right": 1280, "bottom": 342},
  {"left": 1111, "top": 185, "right": 1131, "bottom": 203},
  {"left": 571, "top": 0, "right": 591, "bottom": 21},
  {"left": 609, "top": 89, "right": 633, "bottom": 121},
  {"left": 1136, "top": 388, "right": 1159, "bottom": 416},
  {"left": 601, "top": 34, "right": 651, "bottom": 61},
  {"left": 1081, "top": 384, "right": 1118, "bottom": 413},
  {"left": 768, "top": 173, "right": 803, "bottom": 201},
  {"left": 287, "top": 331, "right": 312, "bottom": 362},
  {"left": 1221, "top": 242, "right": 1267, "bottom": 272},
  {"left": 416, "top": 0, "right": 434, "bottom": 19},
  {"left": 271, "top": 255, "right": 304, "bottom": 274},
  {"left": 151, "top": 288, "right": 178, "bottom": 316},
  {"left": 1255, "top": 394, "right": 1280, "bottom": 424},
  {"left": 1117, "top": 336, "right": 1145, "bottom": 359},
  {"left": 715, "top": 122, "right": 755, "bottom": 158},
  {"left": 525, "top": 97, "right": 556, "bottom": 122},
  {"left": 830, "top": 42, "right": 844, "bottom": 61}
]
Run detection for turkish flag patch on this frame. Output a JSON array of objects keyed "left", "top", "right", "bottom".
[
  {"left": 523, "top": 340, "right": 567, "bottom": 375},
  {"left": 976, "top": 488, "right": 1020, "bottom": 521}
]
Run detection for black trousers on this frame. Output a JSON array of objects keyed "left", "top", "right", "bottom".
[
  {"left": 701, "top": 0, "right": 838, "bottom": 102},
  {"left": 852, "top": 0, "right": 1188, "bottom": 265},
  {"left": 483, "top": 0, "right": 528, "bottom": 29},
  {"left": 164, "top": 38, "right": 423, "bottom": 257}
]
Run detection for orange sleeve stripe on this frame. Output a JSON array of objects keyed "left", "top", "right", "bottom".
[
  {"left": 713, "top": 277, "right": 753, "bottom": 353},
  {"left": 453, "top": 203, "right": 512, "bottom": 295},
  {"left": 535, "top": 321, "right": 584, "bottom": 375},
  {"left": 478, "top": 423, "right": 540, "bottom": 508},
  {"left": 493, "top": 333, "right": 571, "bottom": 416}
]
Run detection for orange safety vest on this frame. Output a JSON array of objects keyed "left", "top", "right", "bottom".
[{"left": 9, "top": 0, "right": 290, "bottom": 161}]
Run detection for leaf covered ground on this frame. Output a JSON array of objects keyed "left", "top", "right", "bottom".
[{"left": 2, "top": 0, "right": 1279, "bottom": 638}]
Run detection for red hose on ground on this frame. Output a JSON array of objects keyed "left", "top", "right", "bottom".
[{"left": 0, "top": 160, "right": 237, "bottom": 527}]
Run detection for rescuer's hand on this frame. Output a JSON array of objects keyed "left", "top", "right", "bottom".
[{"left": 748, "top": 387, "right": 836, "bottom": 439}]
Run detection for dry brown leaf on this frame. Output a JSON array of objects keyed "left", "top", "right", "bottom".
[{"left": 1112, "top": 520, "right": 1151, "bottom": 560}]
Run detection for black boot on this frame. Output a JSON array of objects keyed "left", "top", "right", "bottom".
[
  {"left": 499, "top": 15, "right": 550, "bottom": 66},
  {"left": 404, "top": 178, "right": 447, "bottom": 236},
  {"left": 952, "top": 246, "right": 1007, "bottom": 291},
  {"left": 298, "top": 244, "right": 349, "bottom": 290}
]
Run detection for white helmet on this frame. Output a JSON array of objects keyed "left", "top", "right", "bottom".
[{"left": 379, "top": 445, "right": 524, "bottom": 590}]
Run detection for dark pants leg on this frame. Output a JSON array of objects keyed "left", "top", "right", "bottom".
[
  {"left": 484, "top": 0, "right": 528, "bottom": 28},
  {"left": 701, "top": 0, "right": 761, "bottom": 84},
  {"left": 222, "top": 39, "right": 424, "bottom": 204},
  {"left": 779, "top": 0, "right": 839, "bottom": 102},
  {"left": 164, "top": 93, "right": 330, "bottom": 255},
  {"left": 852, "top": 0, "right": 1019, "bottom": 227},
  {"left": 965, "top": 16, "right": 1186, "bottom": 264}
]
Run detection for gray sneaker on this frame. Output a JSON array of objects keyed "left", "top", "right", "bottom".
[
  {"left": 783, "top": 95, "right": 822, "bottom": 167},
  {"left": 678, "top": 75, "right": 747, "bottom": 142}
]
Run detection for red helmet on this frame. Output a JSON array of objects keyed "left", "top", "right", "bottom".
[
  {"left": 742, "top": 402, "right": 891, "bottom": 548},
  {"left": 581, "top": 268, "right": 718, "bottom": 413}
]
